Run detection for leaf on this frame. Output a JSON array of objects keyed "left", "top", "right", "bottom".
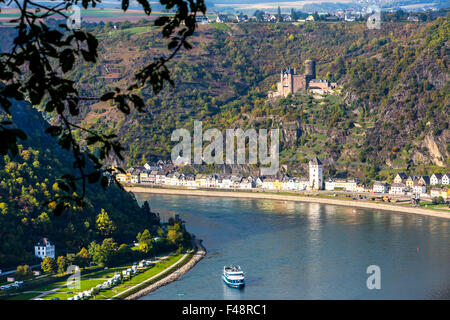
[
  {"left": 130, "top": 94, "right": 145, "bottom": 111},
  {"left": 57, "top": 181, "right": 70, "bottom": 192},
  {"left": 45, "top": 125, "right": 62, "bottom": 136},
  {"left": 87, "top": 171, "right": 102, "bottom": 184},
  {"left": 53, "top": 202, "right": 68, "bottom": 216},
  {"left": 136, "top": 0, "right": 152, "bottom": 15},
  {"left": 81, "top": 49, "right": 96, "bottom": 63},
  {"left": 100, "top": 176, "right": 109, "bottom": 188},
  {"left": 60, "top": 49, "right": 75, "bottom": 73},
  {"left": 154, "top": 16, "right": 170, "bottom": 27},
  {"left": 100, "top": 92, "right": 115, "bottom": 101}
]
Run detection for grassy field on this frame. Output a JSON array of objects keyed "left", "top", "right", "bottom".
[
  {"left": 98, "top": 26, "right": 155, "bottom": 38},
  {"left": 209, "top": 22, "right": 232, "bottom": 33},
  {"left": 96, "top": 253, "right": 186, "bottom": 300},
  {"left": 25, "top": 252, "right": 188, "bottom": 300}
]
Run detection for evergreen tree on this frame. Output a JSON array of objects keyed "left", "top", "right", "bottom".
[
  {"left": 290, "top": 9, "right": 298, "bottom": 21},
  {"left": 277, "top": 6, "right": 283, "bottom": 22}
]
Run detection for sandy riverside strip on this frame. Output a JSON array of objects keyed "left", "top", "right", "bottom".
[
  {"left": 125, "top": 186, "right": 450, "bottom": 220},
  {"left": 119, "top": 239, "right": 206, "bottom": 300}
]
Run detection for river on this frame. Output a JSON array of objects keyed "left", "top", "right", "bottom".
[{"left": 134, "top": 193, "right": 450, "bottom": 299}]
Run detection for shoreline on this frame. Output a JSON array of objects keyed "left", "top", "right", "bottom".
[
  {"left": 122, "top": 239, "right": 206, "bottom": 300},
  {"left": 126, "top": 186, "right": 450, "bottom": 220}
]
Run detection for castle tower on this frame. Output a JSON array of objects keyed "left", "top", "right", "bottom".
[
  {"left": 280, "top": 68, "right": 295, "bottom": 96},
  {"left": 309, "top": 157, "right": 323, "bottom": 190},
  {"left": 304, "top": 60, "right": 316, "bottom": 81}
]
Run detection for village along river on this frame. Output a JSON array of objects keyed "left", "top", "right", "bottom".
[{"left": 134, "top": 193, "right": 450, "bottom": 299}]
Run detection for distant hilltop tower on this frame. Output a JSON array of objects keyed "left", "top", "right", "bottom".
[
  {"left": 309, "top": 157, "right": 323, "bottom": 190},
  {"left": 304, "top": 59, "right": 316, "bottom": 80}
]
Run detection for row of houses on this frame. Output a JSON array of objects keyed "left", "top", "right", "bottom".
[
  {"left": 370, "top": 172, "right": 450, "bottom": 199},
  {"left": 115, "top": 162, "right": 449, "bottom": 200},
  {"left": 117, "top": 170, "right": 313, "bottom": 191},
  {"left": 393, "top": 172, "right": 450, "bottom": 186},
  {"left": 325, "top": 178, "right": 449, "bottom": 199},
  {"left": 215, "top": 13, "right": 317, "bottom": 23}
]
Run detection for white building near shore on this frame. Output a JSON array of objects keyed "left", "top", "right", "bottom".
[
  {"left": 389, "top": 183, "right": 408, "bottom": 195},
  {"left": 373, "top": 182, "right": 388, "bottom": 193},
  {"left": 309, "top": 157, "right": 323, "bottom": 190},
  {"left": 35, "top": 237, "right": 55, "bottom": 259}
]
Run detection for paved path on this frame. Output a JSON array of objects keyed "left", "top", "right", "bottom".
[
  {"left": 29, "top": 255, "right": 173, "bottom": 300},
  {"left": 32, "top": 283, "right": 68, "bottom": 300},
  {"left": 109, "top": 252, "right": 191, "bottom": 299},
  {"left": 0, "top": 264, "right": 40, "bottom": 277},
  {"left": 123, "top": 239, "right": 206, "bottom": 300}
]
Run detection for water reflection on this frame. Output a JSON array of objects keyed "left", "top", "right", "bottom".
[
  {"left": 134, "top": 193, "right": 450, "bottom": 299},
  {"left": 222, "top": 283, "right": 245, "bottom": 300}
]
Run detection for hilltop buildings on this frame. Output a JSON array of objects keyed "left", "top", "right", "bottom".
[{"left": 268, "top": 60, "right": 337, "bottom": 98}]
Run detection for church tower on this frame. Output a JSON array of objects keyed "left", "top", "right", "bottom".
[{"left": 309, "top": 157, "right": 323, "bottom": 190}]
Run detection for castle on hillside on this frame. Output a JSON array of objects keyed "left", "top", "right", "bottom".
[{"left": 268, "top": 60, "right": 336, "bottom": 98}]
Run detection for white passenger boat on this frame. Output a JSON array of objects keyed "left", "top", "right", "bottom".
[{"left": 222, "top": 265, "right": 245, "bottom": 288}]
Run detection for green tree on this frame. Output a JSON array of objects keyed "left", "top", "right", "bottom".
[
  {"left": 277, "top": 6, "right": 283, "bottom": 22},
  {"left": 96, "top": 208, "right": 116, "bottom": 236},
  {"left": 137, "top": 229, "right": 153, "bottom": 254},
  {"left": 432, "top": 196, "right": 444, "bottom": 205},
  {"left": 41, "top": 257, "right": 57, "bottom": 274},
  {"left": 76, "top": 248, "right": 91, "bottom": 268},
  {"left": 57, "top": 256, "right": 69, "bottom": 274},
  {"left": 92, "top": 238, "right": 119, "bottom": 267},
  {"left": 290, "top": 9, "right": 298, "bottom": 21},
  {"left": 117, "top": 244, "right": 134, "bottom": 265},
  {"left": 15, "top": 265, "right": 33, "bottom": 280},
  {"left": 167, "top": 223, "right": 184, "bottom": 248},
  {"left": 142, "top": 201, "right": 160, "bottom": 226},
  {"left": 253, "top": 10, "right": 264, "bottom": 22}
]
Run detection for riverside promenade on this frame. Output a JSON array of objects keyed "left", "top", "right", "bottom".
[
  {"left": 122, "top": 239, "right": 206, "bottom": 300},
  {"left": 126, "top": 186, "right": 450, "bottom": 220}
]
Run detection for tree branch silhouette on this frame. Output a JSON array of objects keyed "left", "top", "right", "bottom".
[{"left": 0, "top": 0, "right": 206, "bottom": 215}]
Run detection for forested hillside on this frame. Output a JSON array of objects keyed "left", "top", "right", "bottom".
[
  {"left": 56, "top": 18, "right": 449, "bottom": 181},
  {"left": 0, "top": 101, "right": 165, "bottom": 269},
  {"left": 2, "top": 17, "right": 448, "bottom": 181}
]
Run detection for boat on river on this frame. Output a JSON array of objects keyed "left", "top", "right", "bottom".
[{"left": 222, "top": 265, "right": 245, "bottom": 288}]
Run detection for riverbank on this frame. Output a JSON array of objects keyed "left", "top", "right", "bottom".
[
  {"left": 123, "top": 239, "right": 206, "bottom": 300},
  {"left": 126, "top": 186, "right": 450, "bottom": 220},
  {"left": 6, "top": 247, "right": 204, "bottom": 300}
]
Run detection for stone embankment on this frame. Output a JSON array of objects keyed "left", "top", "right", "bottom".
[{"left": 124, "top": 239, "right": 206, "bottom": 300}]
